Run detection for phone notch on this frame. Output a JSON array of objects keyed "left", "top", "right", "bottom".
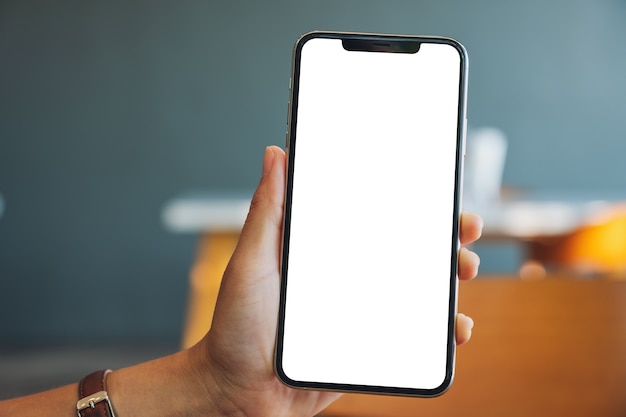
[{"left": 342, "top": 38, "right": 421, "bottom": 54}]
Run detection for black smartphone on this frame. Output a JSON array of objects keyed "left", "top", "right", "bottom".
[{"left": 276, "top": 31, "right": 468, "bottom": 397}]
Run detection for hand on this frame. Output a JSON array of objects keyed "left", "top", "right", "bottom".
[
  {"left": 190, "top": 146, "right": 483, "bottom": 417},
  {"left": 0, "top": 145, "right": 481, "bottom": 417}
]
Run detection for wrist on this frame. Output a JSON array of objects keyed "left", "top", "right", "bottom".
[
  {"left": 104, "top": 349, "right": 235, "bottom": 417},
  {"left": 187, "top": 341, "right": 249, "bottom": 417}
]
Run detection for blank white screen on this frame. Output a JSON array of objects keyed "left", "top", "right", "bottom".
[{"left": 282, "top": 38, "right": 462, "bottom": 390}]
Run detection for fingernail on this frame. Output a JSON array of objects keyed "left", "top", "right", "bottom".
[
  {"left": 463, "top": 247, "right": 480, "bottom": 265},
  {"left": 472, "top": 250, "right": 481, "bottom": 266},
  {"left": 476, "top": 215, "right": 484, "bottom": 237},
  {"left": 262, "top": 146, "right": 275, "bottom": 176}
]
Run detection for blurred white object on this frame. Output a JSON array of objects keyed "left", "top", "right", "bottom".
[
  {"left": 464, "top": 127, "right": 508, "bottom": 210},
  {"left": 162, "top": 191, "right": 252, "bottom": 233}
]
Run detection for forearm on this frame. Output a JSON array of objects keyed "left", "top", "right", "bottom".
[
  {"left": 0, "top": 384, "right": 78, "bottom": 417},
  {"left": 0, "top": 349, "right": 237, "bottom": 417}
]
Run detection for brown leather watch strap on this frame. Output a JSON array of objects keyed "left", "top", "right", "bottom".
[{"left": 77, "top": 370, "right": 115, "bottom": 417}]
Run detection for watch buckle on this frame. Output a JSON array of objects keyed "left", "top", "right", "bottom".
[{"left": 77, "top": 390, "right": 115, "bottom": 417}]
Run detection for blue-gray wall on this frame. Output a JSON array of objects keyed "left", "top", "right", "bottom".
[{"left": 1, "top": 0, "right": 625, "bottom": 346}]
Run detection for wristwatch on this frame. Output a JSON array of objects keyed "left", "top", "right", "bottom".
[{"left": 76, "top": 370, "right": 116, "bottom": 417}]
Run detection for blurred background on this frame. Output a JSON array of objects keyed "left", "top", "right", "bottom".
[{"left": 1, "top": 0, "right": 626, "bottom": 402}]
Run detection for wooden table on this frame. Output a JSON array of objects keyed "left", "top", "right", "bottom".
[
  {"left": 162, "top": 193, "right": 626, "bottom": 414},
  {"left": 321, "top": 278, "right": 626, "bottom": 417}
]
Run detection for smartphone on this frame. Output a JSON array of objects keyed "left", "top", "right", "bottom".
[{"left": 276, "top": 31, "right": 468, "bottom": 397}]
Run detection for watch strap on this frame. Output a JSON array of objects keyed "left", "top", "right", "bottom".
[{"left": 77, "top": 370, "right": 116, "bottom": 417}]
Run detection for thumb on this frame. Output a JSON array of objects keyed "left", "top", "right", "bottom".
[
  {"left": 245, "top": 145, "right": 286, "bottom": 240},
  {"left": 200, "top": 146, "right": 287, "bottom": 385},
  {"left": 225, "top": 146, "right": 286, "bottom": 282}
]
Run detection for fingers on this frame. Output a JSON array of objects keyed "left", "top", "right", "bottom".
[
  {"left": 460, "top": 212, "right": 483, "bottom": 245},
  {"left": 458, "top": 212, "right": 482, "bottom": 281},
  {"left": 455, "top": 313, "right": 474, "bottom": 346},
  {"left": 456, "top": 214, "right": 481, "bottom": 345}
]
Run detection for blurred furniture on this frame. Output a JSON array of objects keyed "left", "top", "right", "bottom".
[
  {"left": 181, "top": 231, "right": 240, "bottom": 347},
  {"left": 472, "top": 194, "right": 626, "bottom": 277},
  {"left": 320, "top": 278, "right": 626, "bottom": 417},
  {"left": 525, "top": 205, "right": 626, "bottom": 276},
  {"left": 163, "top": 190, "right": 626, "bottom": 347},
  {"left": 163, "top": 193, "right": 626, "bottom": 415},
  {"left": 163, "top": 192, "right": 251, "bottom": 347}
]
